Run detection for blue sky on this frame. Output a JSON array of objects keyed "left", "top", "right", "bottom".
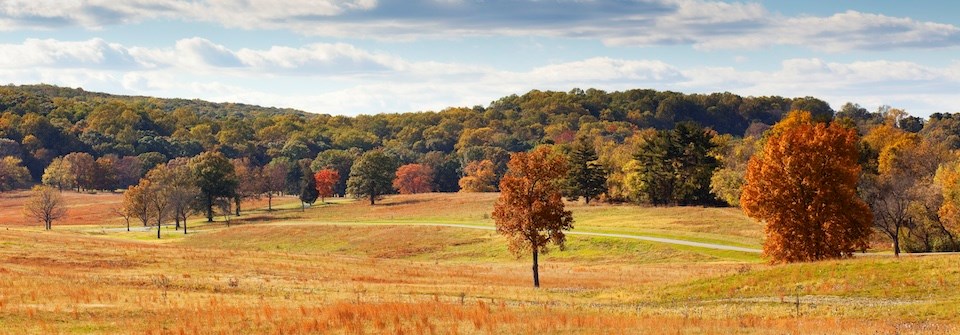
[{"left": 1, "top": 1, "right": 959, "bottom": 117}]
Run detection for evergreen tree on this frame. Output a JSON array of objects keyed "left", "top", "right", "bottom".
[
  {"left": 565, "top": 137, "right": 607, "bottom": 204},
  {"left": 299, "top": 172, "right": 319, "bottom": 211},
  {"left": 632, "top": 122, "right": 718, "bottom": 205}
]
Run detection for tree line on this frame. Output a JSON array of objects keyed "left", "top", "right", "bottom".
[{"left": 8, "top": 85, "right": 960, "bottom": 259}]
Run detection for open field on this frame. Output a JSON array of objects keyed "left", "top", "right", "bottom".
[
  {"left": 0, "top": 191, "right": 957, "bottom": 334},
  {"left": 0, "top": 190, "right": 124, "bottom": 226}
]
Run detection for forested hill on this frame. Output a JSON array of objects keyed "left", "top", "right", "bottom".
[{"left": 0, "top": 83, "right": 829, "bottom": 182}]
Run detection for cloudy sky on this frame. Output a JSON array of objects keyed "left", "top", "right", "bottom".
[{"left": 1, "top": 0, "right": 959, "bottom": 117}]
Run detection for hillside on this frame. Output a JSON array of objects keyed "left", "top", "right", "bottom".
[
  {"left": 0, "top": 83, "right": 819, "bottom": 181},
  {"left": 0, "top": 192, "right": 955, "bottom": 334}
]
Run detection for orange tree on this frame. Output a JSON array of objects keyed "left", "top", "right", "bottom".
[
  {"left": 492, "top": 146, "right": 573, "bottom": 287},
  {"left": 458, "top": 160, "right": 497, "bottom": 192},
  {"left": 393, "top": 163, "right": 434, "bottom": 194},
  {"left": 314, "top": 169, "right": 339, "bottom": 203},
  {"left": 741, "top": 111, "right": 872, "bottom": 263}
]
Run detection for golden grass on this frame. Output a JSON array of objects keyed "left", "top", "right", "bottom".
[{"left": 0, "top": 192, "right": 956, "bottom": 334}]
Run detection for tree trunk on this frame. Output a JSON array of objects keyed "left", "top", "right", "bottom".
[
  {"left": 126, "top": 219, "right": 130, "bottom": 232},
  {"left": 206, "top": 195, "right": 213, "bottom": 222},
  {"left": 235, "top": 196, "right": 241, "bottom": 216},
  {"left": 532, "top": 249, "right": 540, "bottom": 288},
  {"left": 267, "top": 194, "right": 273, "bottom": 211},
  {"left": 175, "top": 216, "right": 180, "bottom": 230},
  {"left": 183, "top": 213, "right": 188, "bottom": 234},
  {"left": 893, "top": 227, "right": 900, "bottom": 257},
  {"left": 369, "top": 192, "right": 375, "bottom": 205},
  {"left": 585, "top": 196, "right": 591, "bottom": 205},
  {"left": 301, "top": 201, "right": 305, "bottom": 212}
]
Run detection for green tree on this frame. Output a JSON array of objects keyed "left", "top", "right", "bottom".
[
  {"left": 190, "top": 151, "right": 238, "bottom": 222},
  {"left": 564, "top": 137, "right": 607, "bottom": 204},
  {"left": 632, "top": 122, "right": 718, "bottom": 205},
  {"left": 347, "top": 150, "right": 398, "bottom": 205},
  {"left": 299, "top": 172, "right": 319, "bottom": 211}
]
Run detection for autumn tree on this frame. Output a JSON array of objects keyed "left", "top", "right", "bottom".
[
  {"left": 155, "top": 158, "right": 199, "bottom": 233},
  {"left": 492, "top": 146, "right": 574, "bottom": 288},
  {"left": 347, "top": 150, "right": 398, "bottom": 205},
  {"left": 262, "top": 159, "right": 289, "bottom": 211},
  {"left": 123, "top": 179, "right": 153, "bottom": 229},
  {"left": 190, "top": 151, "right": 238, "bottom": 222},
  {"left": 741, "top": 111, "right": 872, "bottom": 263},
  {"left": 231, "top": 158, "right": 263, "bottom": 216},
  {"left": 64, "top": 152, "right": 96, "bottom": 192},
  {"left": 42, "top": 157, "right": 75, "bottom": 191},
  {"left": 311, "top": 149, "right": 356, "bottom": 196},
  {"left": 393, "top": 163, "right": 434, "bottom": 194},
  {"left": 314, "top": 169, "right": 339, "bottom": 203},
  {"left": 0, "top": 156, "right": 31, "bottom": 191},
  {"left": 94, "top": 155, "right": 118, "bottom": 191},
  {"left": 564, "top": 137, "right": 607, "bottom": 204},
  {"left": 23, "top": 185, "right": 68, "bottom": 230},
  {"left": 458, "top": 160, "right": 497, "bottom": 192},
  {"left": 710, "top": 136, "right": 758, "bottom": 207}
]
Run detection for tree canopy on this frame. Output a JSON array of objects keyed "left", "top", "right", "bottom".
[{"left": 741, "top": 112, "right": 872, "bottom": 263}]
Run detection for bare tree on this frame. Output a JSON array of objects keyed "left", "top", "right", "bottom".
[
  {"left": 23, "top": 186, "right": 68, "bottom": 230},
  {"left": 112, "top": 206, "right": 132, "bottom": 232}
]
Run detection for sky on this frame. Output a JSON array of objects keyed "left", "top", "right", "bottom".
[{"left": 1, "top": 0, "right": 959, "bottom": 117}]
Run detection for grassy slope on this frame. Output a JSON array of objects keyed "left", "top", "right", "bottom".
[
  {"left": 303, "top": 193, "right": 763, "bottom": 248},
  {"left": 1, "top": 192, "right": 958, "bottom": 333}
]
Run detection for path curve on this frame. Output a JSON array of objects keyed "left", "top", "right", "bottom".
[{"left": 416, "top": 223, "right": 762, "bottom": 253}]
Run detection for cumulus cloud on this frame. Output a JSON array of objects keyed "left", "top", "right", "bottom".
[
  {"left": 0, "top": 38, "right": 139, "bottom": 69},
  {"left": 1, "top": 36, "right": 958, "bottom": 116},
  {"left": 1, "top": 1, "right": 958, "bottom": 51}
]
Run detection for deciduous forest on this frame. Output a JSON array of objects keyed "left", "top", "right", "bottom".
[{"left": 1, "top": 84, "right": 958, "bottom": 256}]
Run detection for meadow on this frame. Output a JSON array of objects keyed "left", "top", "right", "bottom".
[{"left": 0, "top": 192, "right": 956, "bottom": 334}]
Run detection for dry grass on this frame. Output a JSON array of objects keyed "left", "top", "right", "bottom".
[
  {"left": 1, "top": 228, "right": 955, "bottom": 334},
  {"left": 0, "top": 192, "right": 956, "bottom": 334},
  {"left": 0, "top": 190, "right": 123, "bottom": 226}
]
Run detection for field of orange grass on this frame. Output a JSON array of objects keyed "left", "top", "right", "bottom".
[
  {"left": 0, "top": 192, "right": 957, "bottom": 333},
  {"left": 0, "top": 190, "right": 124, "bottom": 226},
  {"left": 0, "top": 190, "right": 300, "bottom": 229},
  {"left": 1, "top": 227, "right": 955, "bottom": 334}
]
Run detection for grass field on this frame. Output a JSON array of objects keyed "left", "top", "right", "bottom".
[{"left": 0, "top": 191, "right": 956, "bottom": 334}]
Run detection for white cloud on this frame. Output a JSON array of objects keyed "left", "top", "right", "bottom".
[
  {"left": 0, "top": 38, "right": 138, "bottom": 69},
  {"left": 1, "top": 1, "right": 958, "bottom": 52},
  {"left": 1, "top": 36, "right": 958, "bottom": 117}
]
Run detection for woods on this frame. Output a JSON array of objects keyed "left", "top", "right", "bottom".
[{"left": 5, "top": 84, "right": 960, "bottom": 261}]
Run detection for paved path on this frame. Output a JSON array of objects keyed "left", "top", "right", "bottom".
[
  {"left": 283, "top": 221, "right": 762, "bottom": 253},
  {"left": 415, "top": 223, "right": 762, "bottom": 253}
]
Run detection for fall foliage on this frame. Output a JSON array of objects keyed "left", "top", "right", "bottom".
[
  {"left": 492, "top": 146, "right": 574, "bottom": 287},
  {"left": 741, "top": 111, "right": 872, "bottom": 263},
  {"left": 314, "top": 169, "right": 340, "bottom": 203},
  {"left": 458, "top": 160, "right": 497, "bottom": 192},
  {"left": 393, "top": 164, "right": 434, "bottom": 194}
]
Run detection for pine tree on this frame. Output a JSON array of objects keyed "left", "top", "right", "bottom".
[
  {"left": 565, "top": 137, "right": 607, "bottom": 204},
  {"left": 299, "top": 173, "right": 319, "bottom": 211}
]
